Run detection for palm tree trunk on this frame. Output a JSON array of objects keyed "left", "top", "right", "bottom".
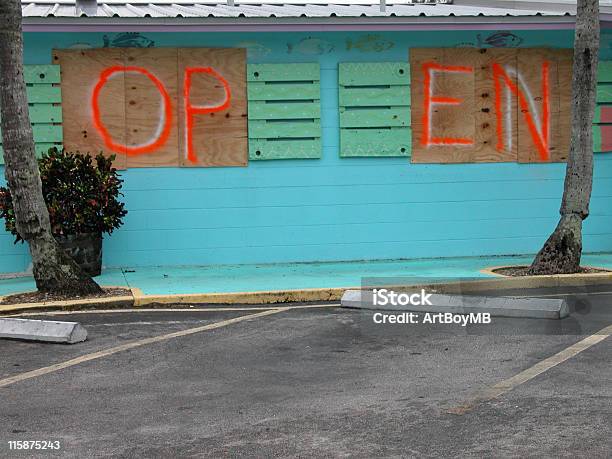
[
  {"left": 0, "top": 0, "right": 101, "bottom": 294},
  {"left": 529, "top": 0, "right": 600, "bottom": 275}
]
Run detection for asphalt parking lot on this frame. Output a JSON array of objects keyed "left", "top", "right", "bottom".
[{"left": 0, "top": 286, "right": 610, "bottom": 458}]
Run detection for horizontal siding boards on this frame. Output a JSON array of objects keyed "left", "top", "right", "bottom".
[
  {"left": 23, "top": 65, "right": 61, "bottom": 84},
  {"left": 339, "top": 86, "right": 411, "bottom": 107},
  {"left": 339, "top": 62, "right": 410, "bottom": 86},
  {"left": 0, "top": 64, "right": 63, "bottom": 165},
  {"left": 595, "top": 61, "right": 612, "bottom": 154},
  {"left": 249, "top": 139, "right": 321, "bottom": 160},
  {"left": 0, "top": 104, "right": 62, "bottom": 125},
  {"left": 247, "top": 63, "right": 321, "bottom": 160},
  {"left": 594, "top": 125, "right": 612, "bottom": 153},
  {"left": 25, "top": 85, "right": 62, "bottom": 104},
  {"left": 339, "top": 62, "right": 411, "bottom": 157},
  {"left": 248, "top": 101, "right": 320, "bottom": 120},
  {"left": 341, "top": 128, "right": 412, "bottom": 157},
  {"left": 0, "top": 143, "right": 57, "bottom": 160},
  {"left": 247, "top": 63, "right": 320, "bottom": 82},
  {"left": 340, "top": 107, "right": 411, "bottom": 128},
  {"left": 247, "top": 82, "right": 320, "bottom": 101},
  {"left": 249, "top": 120, "right": 321, "bottom": 138}
]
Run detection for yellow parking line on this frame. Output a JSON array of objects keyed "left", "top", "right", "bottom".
[
  {"left": 448, "top": 324, "right": 612, "bottom": 415},
  {"left": 0, "top": 308, "right": 287, "bottom": 389}
]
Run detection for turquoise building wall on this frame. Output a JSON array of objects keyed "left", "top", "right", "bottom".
[{"left": 1, "top": 29, "right": 612, "bottom": 272}]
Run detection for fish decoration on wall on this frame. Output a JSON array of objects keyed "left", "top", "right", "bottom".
[
  {"left": 102, "top": 33, "right": 156, "bottom": 48},
  {"left": 455, "top": 31, "right": 523, "bottom": 48},
  {"left": 67, "top": 42, "right": 93, "bottom": 49},
  {"left": 287, "top": 37, "right": 334, "bottom": 55},
  {"left": 236, "top": 41, "right": 272, "bottom": 58},
  {"left": 346, "top": 34, "right": 394, "bottom": 53}
]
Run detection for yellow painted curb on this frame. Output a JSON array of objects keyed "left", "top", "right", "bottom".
[
  {"left": 0, "top": 286, "right": 136, "bottom": 315},
  {"left": 132, "top": 287, "right": 347, "bottom": 307}
]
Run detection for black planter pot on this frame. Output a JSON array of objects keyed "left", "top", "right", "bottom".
[{"left": 54, "top": 232, "right": 102, "bottom": 277}]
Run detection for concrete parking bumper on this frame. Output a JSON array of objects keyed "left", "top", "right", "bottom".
[
  {"left": 340, "top": 289, "right": 570, "bottom": 319},
  {"left": 0, "top": 318, "right": 88, "bottom": 343}
]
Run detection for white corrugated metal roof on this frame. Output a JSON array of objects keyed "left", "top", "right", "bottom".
[
  {"left": 16, "top": 0, "right": 612, "bottom": 24},
  {"left": 20, "top": 0, "right": 608, "bottom": 19}
]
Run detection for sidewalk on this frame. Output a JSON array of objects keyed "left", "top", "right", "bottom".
[{"left": 2, "top": 253, "right": 612, "bottom": 298}]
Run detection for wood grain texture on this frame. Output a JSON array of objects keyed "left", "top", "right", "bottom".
[
  {"left": 517, "top": 49, "right": 572, "bottom": 163},
  {"left": 411, "top": 48, "right": 573, "bottom": 164},
  {"left": 472, "top": 48, "right": 517, "bottom": 163},
  {"left": 410, "top": 48, "right": 477, "bottom": 163},
  {"left": 53, "top": 49, "right": 127, "bottom": 169},
  {"left": 124, "top": 48, "right": 180, "bottom": 168},
  {"left": 178, "top": 48, "right": 248, "bottom": 167}
]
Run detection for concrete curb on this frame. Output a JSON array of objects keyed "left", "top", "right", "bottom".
[
  {"left": 0, "top": 289, "right": 136, "bottom": 315},
  {"left": 0, "top": 318, "right": 88, "bottom": 343},
  {"left": 340, "top": 289, "right": 569, "bottom": 319},
  {"left": 0, "top": 269, "right": 611, "bottom": 314},
  {"left": 132, "top": 287, "right": 345, "bottom": 307}
]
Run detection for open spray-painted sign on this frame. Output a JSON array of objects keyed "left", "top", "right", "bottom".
[
  {"left": 410, "top": 48, "right": 573, "bottom": 163},
  {"left": 53, "top": 48, "right": 247, "bottom": 168}
]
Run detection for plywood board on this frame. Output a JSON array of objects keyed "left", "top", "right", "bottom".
[
  {"left": 410, "top": 48, "right": 477, "bottom": 163},
  {"left": 517, "top": 49, "right": 572, "bottom": 163},
  {"left": 411, "top": 47, "right": 573, "bottom": 164},
  {"left": 178, "top": 48, "right": 247, "bottom": 167},
  {"left": 53, "top": 49, "right": 127, "bottom": 169},
  {"left": 472, "top": 48, "right": 518, "bottom": 163},
  {"left": 124, "top": 48, "right": 180, "bottom": 167}
]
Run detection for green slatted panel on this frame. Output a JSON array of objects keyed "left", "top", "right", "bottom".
[
  {"left": 595, "top": 61, "right": 612, "bottom": 154},
  {"left": 0, "top": 64, "right": 62, "bottom": 165},
  {"left": 247, "top": 63, "right": 321, "bottom": 160},
  {"left": 339, "top": 62, "right": 411, "bottom": 157}
]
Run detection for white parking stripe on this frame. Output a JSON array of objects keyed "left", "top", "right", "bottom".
[
  {"left": 0, "top": 308, "right": 287, "bottom": 389},
  {"left": 448, "top": 324, "right": 612, "bottom": 415}
]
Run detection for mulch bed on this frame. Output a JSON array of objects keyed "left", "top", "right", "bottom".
[
  {"left": 1, "top": 287, "right": 132, "bottom": 305},
  {"left": 492, "top": 266, "right": 611, "bottom": 277}
]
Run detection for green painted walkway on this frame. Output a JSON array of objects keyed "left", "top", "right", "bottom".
[{"left": 1, "top": 254, "right": 612, "bottom": 297}]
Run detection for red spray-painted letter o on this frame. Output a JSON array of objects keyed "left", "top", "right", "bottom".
[{"left": 92, "top": 66, "right": 173, "bottom": 156}]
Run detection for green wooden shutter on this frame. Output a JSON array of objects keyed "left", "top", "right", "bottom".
[
  {"left": 594, "top": 61, "right": 612, "bottom": 154},
  {"left": 0, "top": 64, "right": 63, "bottom": 164},
  {"left": 339, "top": 62, "right": 411, "bottom": 157},
  {"left": 247, "top": 63, "right": 321, "bottom": 160}
]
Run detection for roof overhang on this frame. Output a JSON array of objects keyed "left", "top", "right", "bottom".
[{"left": 22, "top": 15, "right": 612, "bottom": 33}]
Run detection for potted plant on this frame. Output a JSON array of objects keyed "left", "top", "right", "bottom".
[{"left": 0, "top": 148, "right": 127, "bottom": 276}]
